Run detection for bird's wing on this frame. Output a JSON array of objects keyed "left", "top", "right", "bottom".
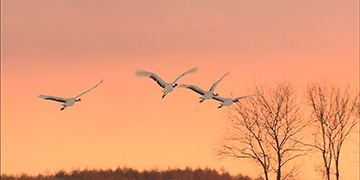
[
  {"left": 38, "top": 95, "right": 67, "bottom": 103},
  {"left": 212, "top": 96, "right": 225, "bottom": 102},
  {"left": 136, "top": 70, "right": 166, "bottom": 88},
  {"left": 209, "top": 71, "right": 230, "bottom": 92},
  {"left": 179, "top": 84, "right": 205, "bottom": 95},
  {"left": 233, "top": 90, "right": 261, "bottom": 102},
  {"left": 172, "top": 67, "right": 198, "bottom": 84},
  {"left": 75, "top": 79, "right": 103, "bottom": 98}
]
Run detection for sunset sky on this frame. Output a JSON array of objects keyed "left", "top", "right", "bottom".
[{"left": 1, "top": 0, "right": 359, "bottom": 179}]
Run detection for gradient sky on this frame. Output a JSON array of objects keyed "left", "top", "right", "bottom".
[{"left": 1, "top": 0, "right": 359, "bottom": 179}]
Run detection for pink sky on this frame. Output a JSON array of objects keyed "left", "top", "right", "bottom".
[{"left": 1, "top": 0, "right": 358, "bottom": 179}]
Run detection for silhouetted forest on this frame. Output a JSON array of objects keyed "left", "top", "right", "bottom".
[{"left": 1, "top": 167, "right": 257, "bottom": 180}]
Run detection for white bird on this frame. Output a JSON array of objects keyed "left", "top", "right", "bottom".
[
  {"left": 179, "top": 71, "right": 230, "bottom": 103},
  {"left": 212, "top": 90, "right": 261, "bottom": 108},
  {"left": 38, "top": 79, "right": 103, "bottom": 111},
  {"left": 136, "top": 67, "right": 198, "bottom": 98}
]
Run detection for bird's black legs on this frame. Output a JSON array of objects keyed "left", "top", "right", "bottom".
[
  {"left": 60, "top": 105, "right": 67, "bottom": 111},
  {"left": 199, "top": 98, "right": 204, "bottom": 103},
  {"left": 162, "top": 92, "right": 168, "bottom": 98}
]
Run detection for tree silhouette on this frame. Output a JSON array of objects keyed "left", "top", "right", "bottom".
[
  {"left": 0, "top": 167, "right": 253, "bottom": 180},
  {"left": 217, "top": 82, "right": 308, "bottom": 180},
  {"left": 306, "top": 82, "right": 358, "bottom": 180}
]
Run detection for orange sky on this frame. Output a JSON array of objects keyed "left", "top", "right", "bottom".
[{"left": 1, "top": 0, "right": 359, "bottom": 179}]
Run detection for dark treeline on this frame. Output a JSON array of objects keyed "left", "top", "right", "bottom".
[{"left": 1, "top": 167, "right": 256, "bottom": 180}]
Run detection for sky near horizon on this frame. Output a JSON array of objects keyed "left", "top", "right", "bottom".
[{"left": 1, "top": 0, "right": 359, "bottom": 179}]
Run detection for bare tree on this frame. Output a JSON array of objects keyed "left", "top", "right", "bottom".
[
  {"left": 217, "top": 82, "right": 307, "bottom": 180},
  {"left": 306, "top": 82, "right": 358, "bottom": 180}
]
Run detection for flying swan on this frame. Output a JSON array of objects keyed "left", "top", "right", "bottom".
[
  {"left": 136, "top": 67, "right": 198, "bottom": 98},
  {"left": 179, "top": 71, "right": 230, "bottom": 103},
  {"left": 38, "top": 79, "right": 103, "bottom": 111},
  {"left": 212, "top": 90, "right": 261, "bottom": 108}
]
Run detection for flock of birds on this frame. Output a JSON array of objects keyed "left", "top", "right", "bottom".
[{"left": 38, "top": 67, "right": 260, "bottom": 111}]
